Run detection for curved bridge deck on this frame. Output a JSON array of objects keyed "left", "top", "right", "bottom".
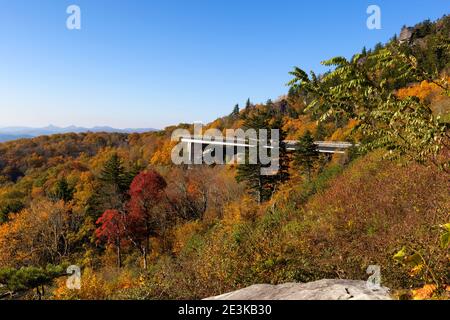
[{"left": 181, "top": 137, "right": 357, "bottom": 155}]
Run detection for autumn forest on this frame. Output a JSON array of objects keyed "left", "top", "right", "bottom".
[{"left": 0, "top": 16, "right": 449, "bottom": 300}]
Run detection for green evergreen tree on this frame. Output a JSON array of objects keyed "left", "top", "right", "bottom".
[
  {"left": 236, "top": 110, "right": 289, "bottom": 203},
  {"left": 245, "top": 98, "right": 252, "bottom": 110},
  {"left": 100, "top": 153, "right": 132, "bottom": 195},
  {"left": 98, "top": 153, "right": 134, "bottom": 212},
  {"left": 242, "top": 98, "right": 253, "bottom": 118},
  {"left": 314, "top": 122, "right": 327, "bottom": 141},
  {"left": 0, "top": 265, "right": 66, "bottom": 300},
  {"left": 230, "top": 104, "right": 240, "bottom": 118},
  {"left": 362, "top": 46, "right": 367, "bottom": 56},
  {"left": 294, "top": 130, "right": 319, "bottom": 182},
  {"left": 51, "top": 177, "right": 74, "bottom": 203}
]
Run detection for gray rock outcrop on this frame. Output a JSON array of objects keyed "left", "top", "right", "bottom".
[
  {"left": 399, "top": 26, "right": 414, "bottom": 44},
  {"left": 205, "top": 279, "right": 392, "bottom": 300}
]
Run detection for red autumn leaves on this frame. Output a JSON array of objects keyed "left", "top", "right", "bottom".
[{"left": 95, "top": 170, "right": 167, "bottom": 268}]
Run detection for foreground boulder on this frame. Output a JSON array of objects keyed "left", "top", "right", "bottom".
[{"left": 205, "top": 279, "right": 392, "bottom": 300}]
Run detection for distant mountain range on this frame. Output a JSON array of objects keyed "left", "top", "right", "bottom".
[{"left": 0, "top": 125, "right": 157, "bottom": 142}]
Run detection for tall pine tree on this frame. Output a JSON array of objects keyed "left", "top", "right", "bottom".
[
  {"left": 230, "top": 104, "right": 240, "bottom": 118},
  {"left": 294, "top": 130, "right": 319, "bottom": 182},
  {"left": 97, "top": 153, "right": 135, "bottom": 212},
  {"left": 100, "top": 153, "right": 133, "bottom": 195},
  {"left": 50, "top": 177, "right": 74, "bottom": 203},
  {"left": 236, "top": 108, "right": 289, "bottom": 203}
]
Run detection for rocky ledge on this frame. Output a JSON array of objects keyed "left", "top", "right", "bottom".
[{"left": 205, "top": 279, "right": 392, "bottom": 300}]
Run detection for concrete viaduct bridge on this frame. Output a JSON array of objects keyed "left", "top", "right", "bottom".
[{"left": 179, "top": 136, "right": 357, "bottom": 163}]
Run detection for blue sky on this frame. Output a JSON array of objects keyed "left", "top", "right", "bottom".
[{"left": 0, "top": 0, "right": 448, "bottom": 129}]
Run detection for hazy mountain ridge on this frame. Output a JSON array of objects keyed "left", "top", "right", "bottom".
[
  {"left": 0, "top": 125, "right": 157, "bottom": 142},
  {"left": 0, "top": 134, "right": 33, "bottom": 143}
]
